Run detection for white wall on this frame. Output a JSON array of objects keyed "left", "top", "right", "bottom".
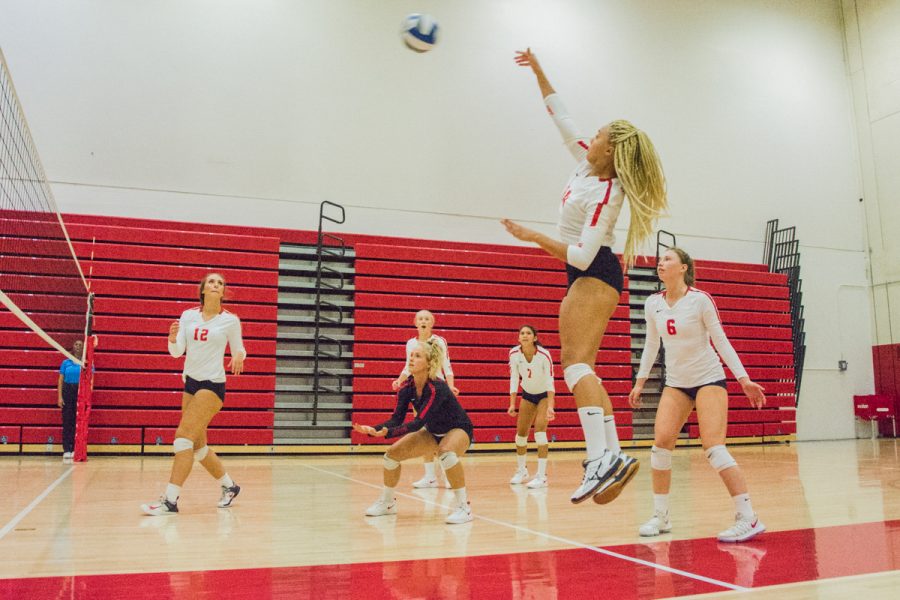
[{"left": 0, "top": 0, "right": 873, "bottom": 439}]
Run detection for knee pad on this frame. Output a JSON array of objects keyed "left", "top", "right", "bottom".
[
  {"left": 173, "top": 437, "right": 193, "bottom": 454},
  {"left": 563, "top": 363, "right": 594, "bottom": 392},
  {"left": 515, "top": 434, "right": 528, "bottom": 448},
  {"left": 194, "top": 445, "right": 209, "bottom": 461},
  {"left": 383, "top": 453, "right": 400, "bottom": 470},
  {"left": 438, "top": 451, "right": 459, "bottom": 471},
  {"left": 706, "top": 445, "right": 737, "bottom": 472},
  {"left": 534, "top": 431, "right": 548, "bottom": 446},
  {"left": 650, "top": 445, "right": 672, "bottom": 470}
]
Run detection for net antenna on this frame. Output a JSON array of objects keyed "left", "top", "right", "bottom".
[{"left": 0, "top": 47, "right": 89, "bottom": 365}]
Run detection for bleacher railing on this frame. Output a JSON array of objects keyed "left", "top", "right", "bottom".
[
  {"left": 312, "top": 201, "right": 347, "bottom": 425},
  {"left": 763, "top": 219, "right": 805, "bottom": 400}
]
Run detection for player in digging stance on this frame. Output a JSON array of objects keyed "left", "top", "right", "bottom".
[{"left": 503, "top": 48, "right": 668, "bottom": 505}]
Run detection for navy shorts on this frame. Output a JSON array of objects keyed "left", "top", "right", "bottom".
[
  {"left": 429, "top": 425, "right": 475, "bottom": 447},
  {"left": 669, "top": 379, "right": 727, "bottom": 401},
  {"left": 566, "top": 246, "right": 624, "bottom": 294},
  {"left": 521, "top": 391, "right": 549, "bottom": 406},
  {"left": 184, "top": 376, "right": 226, "bottom": 402}
]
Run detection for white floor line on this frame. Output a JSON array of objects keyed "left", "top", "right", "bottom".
[
  {"left": 300, "top": 462, "right": 747, "bottom": 593},
  {"left": 0, "top": 466, "right": 75, "bottom": 542}
]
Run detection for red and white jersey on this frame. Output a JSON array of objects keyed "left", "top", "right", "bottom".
[
  {"left": 399, "top": 334, "right": 453, "bottom": 380},
  {"left": 636, "top": 288, "right": 748, "bottom": 388},
  {"left": 168, "top": 307, "right": 246, "bottom": 383},
  {"left": 509, "top": 345, "right": 555, "bottom": 395},
  {"left": 545, "top": 93, "right": 625, "bottom": 271}
]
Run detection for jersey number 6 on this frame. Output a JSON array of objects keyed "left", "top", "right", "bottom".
[{"left": 666, "top": 319, "right": 677, "bottom": 335}]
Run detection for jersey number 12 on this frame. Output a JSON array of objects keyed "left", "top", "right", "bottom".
[{"left": 194, "top": 328, "right": 209, "bottom": 341}]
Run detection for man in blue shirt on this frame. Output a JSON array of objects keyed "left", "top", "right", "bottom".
[{"left": 57, "top": 339, "right": 84, "bottom": 462}]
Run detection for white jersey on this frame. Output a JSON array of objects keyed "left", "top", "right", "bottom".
[
  {"left": 399, "top": 334, "right": 453, "bottom": 380},
  {"left": 545, "top": 93, "right": 625, "bottom": 271},
  {"left": 168, "top": 307, "right": 246, "bottom": 383},
  {"left": 636, "top": 288, "right": 748, "bottom": 388},
  {"left": 509, "top": 345, "right": 555, "bottom": 396}
]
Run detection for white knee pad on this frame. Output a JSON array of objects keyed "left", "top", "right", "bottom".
[
  {"left": 706, "top": 445, "right": 737, "bottom": 472},
  {"left": 563, "top": 363, "right": 594, "bottom": 392},
  {"left": 438, "top": 451, "right": 459, "bottom": 471},
  {"left": 534, "top": 431, "right": 548, "bottom": 446},
  {"left": 383, "top": 453, "right": 400, "bottom": 470},
  {"left": 515, "top": 434, "right": 528, "bottom": 448},
  {"left": 650, "top": 445, "right": 672, "bottom": 470},
  {"left": 194, "top": 445, "right": 209, "bottom": 461},
  {"left": 173, "top": 437, "right": 193, "bottom": 454}
]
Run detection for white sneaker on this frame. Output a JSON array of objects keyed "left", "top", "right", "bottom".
[
  {"left": 141, "top": 496, "right": 179, "bottom": 516},
  {"left": 365, "top": 498, "right": 397, "bottom": 517},
  {"left": 717, "top": 514, "right": 765, "bottom": 542},
  {"left": 412, "top": 476, "right": 439, "bottom": 489},
  {"left": 570, "top": 450, "right": 621, "bottom": 504},
  {"left": 509, "top": 468, "right": 529, "bottom": 485},
  {"left": 526, "top": 475, "right": 548, "bottom": 489},
  {"left": 593, "top": 453, "right": 640, "bottom": 505},
  {"left": 445, "top": 502, "right": 473, "bottom": 524},
  {"left": 639, "top": 511, "right": 672, "bottom": 536},
  {"left": 62, "top": 452, "right": 73, "bottom": 463}
]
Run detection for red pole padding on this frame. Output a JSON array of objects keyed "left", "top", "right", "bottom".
[{"left": 73, "top": 335, "right": 97, "bottom": 462}]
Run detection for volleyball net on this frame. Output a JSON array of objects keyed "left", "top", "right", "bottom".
[{"left": 0, "top": 47, "right": 95, "bottom": 458}]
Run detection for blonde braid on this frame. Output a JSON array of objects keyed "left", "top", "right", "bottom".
[
  {"left": 421, "top": 341, "right": 445, "bottom": 380},
  {"left": 608, "top": 120, "right": 668, "bottom": 267}
]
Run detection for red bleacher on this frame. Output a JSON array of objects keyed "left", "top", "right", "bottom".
[
  {"left": 0, "top": 213, "right": 796, "bottom": 453},
  {"left": 0, "top": 217, "right": 279, "bottom": 451}
]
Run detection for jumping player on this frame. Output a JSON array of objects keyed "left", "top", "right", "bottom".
[
  {"left": 629, "top": 248, "right": 767, "bottom": 542},
  {"left": 503, "top": 48, "right": 668, "bottom": 505},
  {"left": 392, "top": 309, "right": 458, "bottom": 489},
  {"left": 357, "top": 340, "right": 475, "bottom": 524},
  {"left": 141, "top": 272, "right": 245, "bottom": 516},
  {"left": 507, "top": 325, "right": 556, "bottom": 488}
]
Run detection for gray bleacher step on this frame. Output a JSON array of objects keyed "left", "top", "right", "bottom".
[
  {"left": 274, "top": 401, "right": 353, "bottom": 411},
  {"left": 276, "top": 332, "right": 354, "bottom": 342},
  {"left": 273, "top": 437, "right": 352, "bottom": 445},
  {"left": 276, "top": 366, "right": 353, "bottom": 376},
  {"left": 276, "top": 349, "right": 354, "bottom": 359},
  {"left": 277, "top": 314, "right": 355, "bottom": 325},
  {"left": 278, "top": 275, "right": 355, "bottom": 290},
  {"left": 280, "top": 245, "right": 356, "bottom": 259},
  {"left": 276, "top": 384, "right": 353, "bottom": 393},
  {"left": 274, "top": 419, "right": 352, "bottom": 428},
  {"left": 279, "top": 294, "right": 355, "bottom": 307},
  {"left": 279, "top": 259, "right": 356, "bottom": 272}
]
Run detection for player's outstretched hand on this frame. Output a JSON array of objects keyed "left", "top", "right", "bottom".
[
  {"left": 501, "top": 219, "right": 538, "bottom": 243},
  {"left": 514, "top": 48, "right": 541, "bottom": 72},
  {"left": 739, "top": 378, "right": 766, "bottom": 408}
]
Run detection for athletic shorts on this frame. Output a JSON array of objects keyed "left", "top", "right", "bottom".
[
  {"left": 521, "top": 390, "right": 549, "bottom": 406},
  {"left": 566, "top": 246, "right": 624, "bottom": 294},
  {"left": 668, "top": 379, "right": 727, "bottom": 401},
  {"left": 184, "top": 376, "right": 226, "bottom": 402},
  {"left": 427, "top": 424, "right": 475, "bottom": 447}
]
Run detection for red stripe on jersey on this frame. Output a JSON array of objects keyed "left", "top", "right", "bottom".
[
  {"left": 577, "top": 140, "right": 589, "bottom": 150},
  {"left": 417, "top": 381, "right": 437, "bottom": 421},
  {"left": 509, "top": 346, "right": 521, "bottom": 356},
  {"left": 546, "top": 105, "right": 555, "bottom": 116},
  {"left": 689, "top": 287, "right": 722, "bottom": 321},
  {"left": 561, "top": 188, "right": 571, "bottom": 206},
  {"left": 589, "top": 180, "right": 613, "bottom": 227},
  {"left": 536, "top": 347, "right": 554, "bottom": 375}
]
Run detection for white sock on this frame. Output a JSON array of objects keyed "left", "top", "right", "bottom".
[
  {"left": 577, "top": 406, "right": 608, "bottom": 460},
  {"left": 165, "top": 483, "right": 181, "bottom": 503},
  {"left": 653, "top": 493, "right": 670, "bottom": 516},
  {"left": 603, "top": 416, "right": 621, "bottom": 454},
  {"left": 380, "top": 485, "right": 395, "bottom": 504},
  {"left": 733, "top": 493, "right": 754, "bottom": 521},
  {"left": 217, "top": 473, "right": 234, "bottom": 488},
  {"left": 453, "top": 486, "right": 468, "bottom": 506},
  {"left": 516, "top": 453, "right": 526, "bottom": 470},
  {"left": 537, "top": 457, "right": 548, "bottom": 477},
  {"left": 423, "top": 460, "right": 436, "bottom": 479}
]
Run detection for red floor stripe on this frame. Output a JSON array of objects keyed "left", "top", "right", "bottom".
[{"left": 3, "top": 519, "right": 899, "bottom": 599}]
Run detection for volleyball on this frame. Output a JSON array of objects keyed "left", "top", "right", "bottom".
[{"left": 400, "top": 13, "right": 438, "bottom": 52}]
